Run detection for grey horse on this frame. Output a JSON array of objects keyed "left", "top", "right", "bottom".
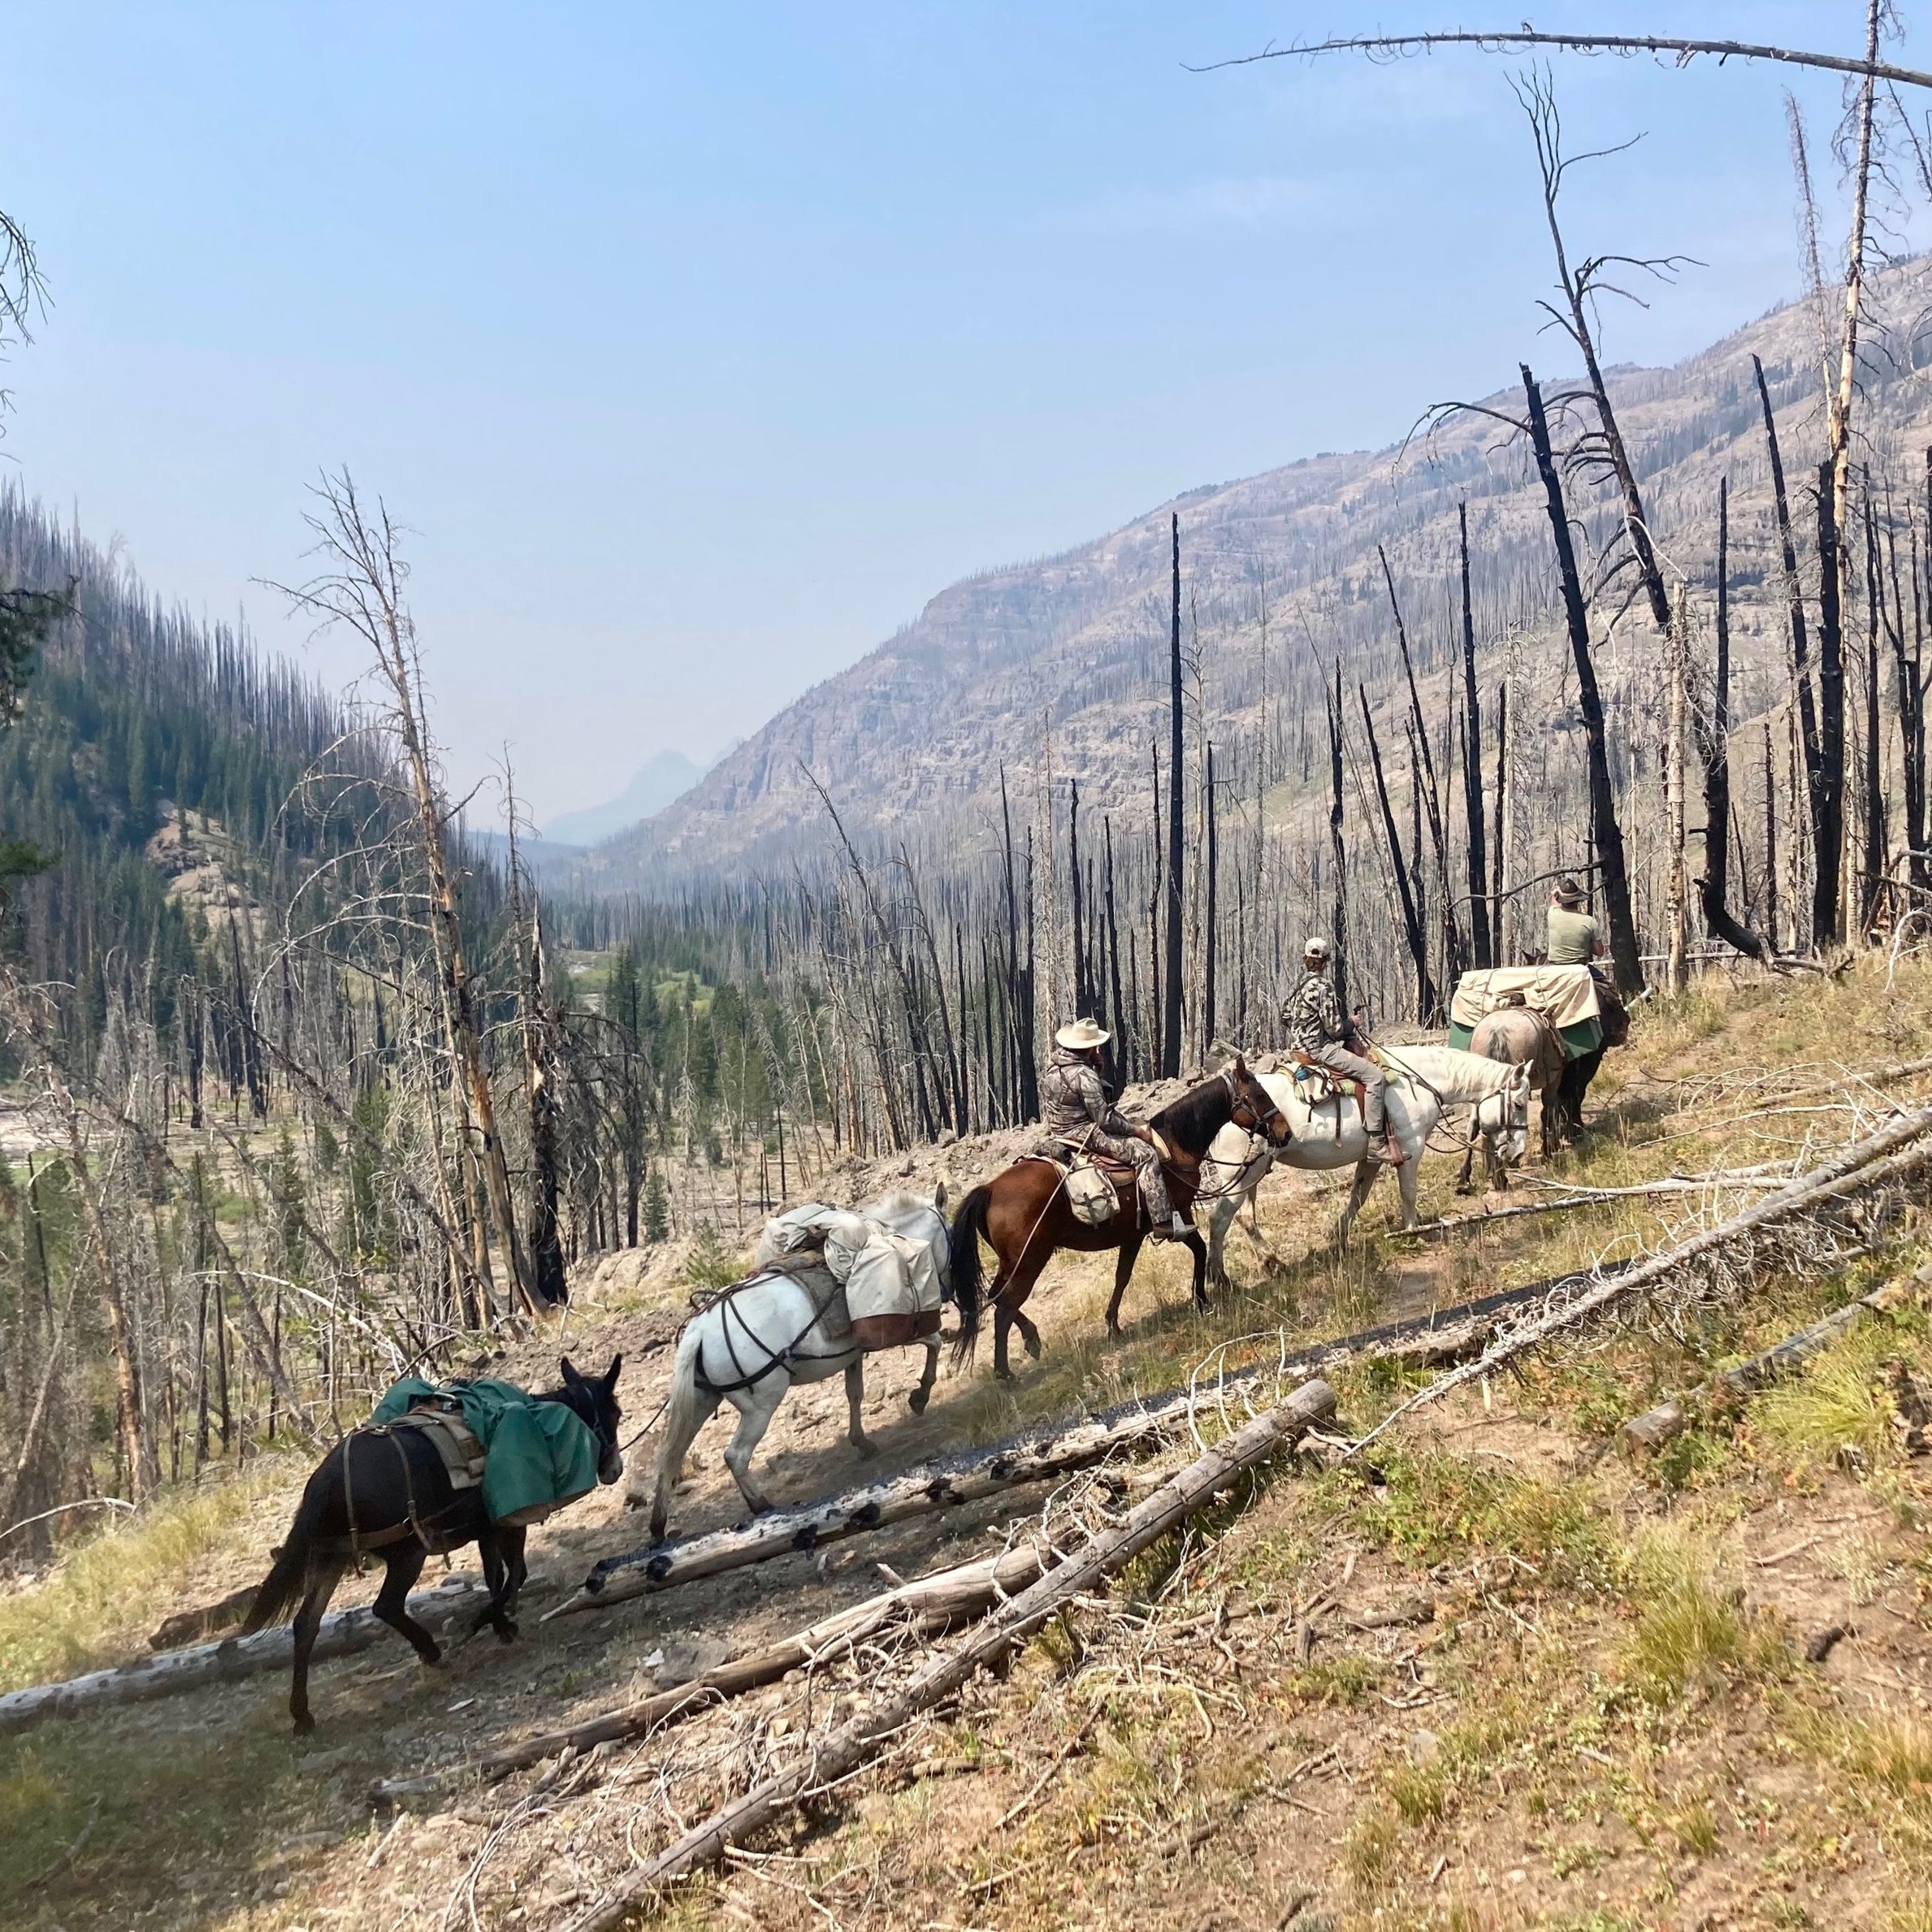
[{"left": 1455, "top": 1004, "right": 1566, "bottom": 1193}]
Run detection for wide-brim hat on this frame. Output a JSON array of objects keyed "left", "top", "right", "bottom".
[
  {"left": 1055, "top": 1017, "right": 1110, "bottom": 1051},
  {"left": 1554, "top": 877, "right": 1586, "bottom": 908}
]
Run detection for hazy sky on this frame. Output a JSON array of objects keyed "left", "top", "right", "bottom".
[{"left": 1, "top": 3, "right": 1906, "bottom": 823}]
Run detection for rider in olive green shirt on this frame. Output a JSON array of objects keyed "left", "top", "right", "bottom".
[{"left": 1545, "top": 877, "right": 1605, "bottom": 966}]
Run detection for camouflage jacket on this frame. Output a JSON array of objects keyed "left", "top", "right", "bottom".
[
  {"left": 1042, "top": 1046, "right": 1132, "bottom": 1142},
  {"left": 1280, "top": 968, "right": 1345, "bottom": 1053}
]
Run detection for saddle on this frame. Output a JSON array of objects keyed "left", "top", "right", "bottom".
[{"left": 1286, "top": 1051, "right": 1367, "bottom": 1124}]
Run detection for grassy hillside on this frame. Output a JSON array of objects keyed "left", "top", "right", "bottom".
[{"left": 2, "top": 955, "right": 1930, "bottom": 1929}]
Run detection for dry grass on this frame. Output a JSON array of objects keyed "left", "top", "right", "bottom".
[
  {"left": 1620, "top": 1521, "right": 1778, "bottom": 1703},
  {"left": 1750, "top": 1310, "right": 1932, "bottom": 1478},
  {"left": 0, "top": 1458, "right": 297, "bottom": 1693}
]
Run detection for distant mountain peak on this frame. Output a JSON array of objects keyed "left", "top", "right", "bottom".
[{"left": 543, "top": 748, "right": 708, "bottom": 848}]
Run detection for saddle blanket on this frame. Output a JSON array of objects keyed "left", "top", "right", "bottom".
[
  {"left": 368, "top": 1376, "right": 600, "bottom": 1527},
  {"left": 1448, "top": 965, "right": 1604, "bottom": 1062}
]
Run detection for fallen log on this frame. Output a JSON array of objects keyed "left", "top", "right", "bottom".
[
  {"left": 372, "top": 1544, "right": 1050, "bottom": 1801},
  {"left": 555, "top": 1378, "right": 1336, "bottom": 1932},
  {"left": 149, "top": 1580, "right": 260, "bottom": 1651},
  {"left": 548, "top": 1292, "right": 1523, "bottom": 1621},
  {"left": 1358, "top": 1102, "right": 1932, "bottom": 1453},
  {"left": 0, "top": 1573, "right": 492, "bottom": 1738},
  {"left": 1618, "top": 1269, "right": 1926, "bottom": 1459}
]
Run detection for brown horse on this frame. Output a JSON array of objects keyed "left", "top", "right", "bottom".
[{"left": 947, "top": 1058, "right": 1291, "bottom": 1379}]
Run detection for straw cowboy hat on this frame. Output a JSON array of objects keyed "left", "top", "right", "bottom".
[
  {"left": 1055, "top": 1017, "right": 1110, "bottom": 1051},
  {"left": 1554, "top": 877, "right": 1586, "bottom": 908}
]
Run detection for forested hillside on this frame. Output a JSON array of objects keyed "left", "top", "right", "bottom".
[{"left": 0, "top": 491, "right": 349, "bottom": 1060}]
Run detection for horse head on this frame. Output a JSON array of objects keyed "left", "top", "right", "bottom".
[
  {"left": 1480, "top": 1063, "right": 1534, "bottom": 1167},
  {"left": 559, "top": 1354, "right": 626, "bottom": 1484},
  {"left": 1227, "top": 1054, "right": 1293, "bottom": 1148}
]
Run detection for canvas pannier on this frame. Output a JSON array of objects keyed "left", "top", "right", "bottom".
[{"left": 1065, "top": 1159, "right": 1118, "bottom": 1228}]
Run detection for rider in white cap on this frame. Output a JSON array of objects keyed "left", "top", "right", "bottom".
[
  {"left": 1280, "top": 936, "right": 1404, "bottom": 1165},
  {"left": 1042, "top": 1018, "right": 1189, "bottom": 1238}
]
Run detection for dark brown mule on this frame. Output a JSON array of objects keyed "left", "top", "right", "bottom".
[{"left": 947, "top": 1059, "right": 1290, "bottom": 1380}]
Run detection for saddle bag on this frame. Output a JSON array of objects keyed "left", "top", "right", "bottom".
[{"left": 1065, "top": 1158, "right": 1119, "bottom": 1228}]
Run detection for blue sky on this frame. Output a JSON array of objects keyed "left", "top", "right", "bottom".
[{"left": 0, "top": 3, "right": 1904, "bottom": 822}]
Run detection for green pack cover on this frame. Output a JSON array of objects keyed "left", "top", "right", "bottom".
[
  {"left": 1448, "top": 1016, "right": 1603, "bottom": 1063},
  {"left": 369, "top": 1376, "right": 600, "bottom": 1527}
]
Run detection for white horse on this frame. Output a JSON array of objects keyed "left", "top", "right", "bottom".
[
  {"left": 1199, "top": 1046, "right": 1532, "bottom": 1280},
  {"left": 646, "top": 1189, "right": 964, "bottom": 1542}
]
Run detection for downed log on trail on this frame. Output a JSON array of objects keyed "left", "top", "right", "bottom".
[
  {"left": 0, "top": 1573, "right": 492, "bottom": 1738},
  {"left": 373, "top": 1544, "right": 1050, "bottom": 1801},
  {"left": 556, "top": 1377, "right": 1336, "bottom": 1932},
  {"left": 1618, "top": 1268, "right": 1927, "bottom": 1459},
  {"left": 552, "top": 1406, "right": 1187, "bottom": 1619},
  {"left": 548, "top": 1285, "right": 1540, "bottom": 1621},
  {"left": 1357, "top": 1102, "right": 1932, "bottom": 1453}
]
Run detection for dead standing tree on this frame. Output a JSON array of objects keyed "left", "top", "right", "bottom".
[{"left": 269, "top": 472, "right": 540, "bottom": 1312}]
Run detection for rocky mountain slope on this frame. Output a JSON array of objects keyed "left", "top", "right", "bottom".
[{"left": 575, "top": 258, "right": 1932, "bottom": 888}]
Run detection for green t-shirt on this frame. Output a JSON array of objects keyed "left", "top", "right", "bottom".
[{"left": 1546, "top": 906, "right": 1601, "bottom": 965}]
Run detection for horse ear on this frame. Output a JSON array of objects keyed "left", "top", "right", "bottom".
[
  {"left": 604, "top": 1353, "right": 623, "bottom": 1389},
  {"left": 934, "top": 1180, "right": 948, "bottom": 1214},
  {"left": 1232, "top": 1052, "right": 1249, "bottom": 1075},
  {"left": 560, "top": 1356, "right": 583, "bottom": 1387}
]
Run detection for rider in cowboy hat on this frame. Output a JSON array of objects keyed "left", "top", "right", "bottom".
[
  {"left": 1042, "top": 1018, "right": 1190, "bottom": 1238},
  {"left": 1279, "top": 935, "right": 1404, "bottom": 1166},
  {"left": 1545, "top": 876, "right": 1607, "bottom": 968}
]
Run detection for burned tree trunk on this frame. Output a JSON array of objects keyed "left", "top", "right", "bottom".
[
  {"left": 1699, "top": 479, "right": 1775, "bottom": 963},
  {"left": 1202, "top": 741, "right": 1218, "bottom": 1056},
  {"left": 1326, "top": 664, "right": 1349, "bottom": 1020},
  {"left": 1458, "top": 503, "right": 1491, "bottom": 967},
  {"left": 1754, "top": 353, "right": 1825, "bottom": 906},
  {"left": 1521, "top": 366, "right": 1644, "bottom": 993},
  {"left": 1814, "top": 461, "right": 1847, "bottom": 947},
  {"left": 1360, "top": 687, "right": 1437, "bottom": 1022},
  {"left": 1380, "top": 544, "right": 1462, "bottom": 981},
  {"left": 1163, "top": 512, "right": 1185, "bottom": 1077}
]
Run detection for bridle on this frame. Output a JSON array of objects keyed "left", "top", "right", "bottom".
[{"left": 1224, "top": 1063, "right": 1292, "bottom": 1148}]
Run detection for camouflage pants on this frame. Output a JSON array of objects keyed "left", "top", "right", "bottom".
[{"left": 1306, "top": 1042, "right": 1388, "bottom": 1136}]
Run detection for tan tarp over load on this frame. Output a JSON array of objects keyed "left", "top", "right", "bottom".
[
  {"left": 1449, "top": 964, "right": 1602, "bottom": 1031},
  {"left": 752, "top": 1196, "right": 944, "bottom": 1350}
]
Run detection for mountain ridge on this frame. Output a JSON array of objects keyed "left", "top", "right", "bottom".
[{"left": 572, "top": 257, "right": 1932, "bottom": 891}]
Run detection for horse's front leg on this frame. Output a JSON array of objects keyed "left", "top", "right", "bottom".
[
  {"left": 1205, "top": 1190, "right": 1238, "bottom": 1291},
  {"left": 1184, "top": 1228, "right": 1211, "bottom": 1312},
  {"left": 844, "top": 1358, "right": 877, "bottom": 1458},
  {"left": 1106, "top": 1232, "right": 1145, "bottom": 1334},
  {"left": 470, "top": 1529, "right": 518, "bottom": 1644},
  {"left": 721, "top": 1381, "right": 785, "bottom": 1516},
  {"left": 1397, "top": 1154, "right": 1422, "bottom": 1232},
  {"left": 908, "top": 1339, "right": 939, "bottom": 1415},
  {"left": 1456, "top": 1119, "right": 1480, "bottom": 1196},
  {"left": 1336, "top": 1158, "right": 1378, "bottom": 1245}
]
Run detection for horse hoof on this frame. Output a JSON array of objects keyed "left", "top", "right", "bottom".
[
  {"left": 423, "top": 1647, "right": 445, "bottom": 1670},
  {"left": 851, "top": 1436, "right": 879, "bottom": 1459},
  {"left": 494, "top": 1620, "right": 518, "bottom": 1645},
  {"left": 994, "top": 1364, "right": 1015, "bottom": 1383},
  {"left": 292, "top": 1712, "right": 315, "bottom": 1738},
  {"left": 908, "top": 1389, "right": 929, "bottom": 1415},
  {"left": 1023, "top": 1332, "right": 1042, "bottom": 1362}
]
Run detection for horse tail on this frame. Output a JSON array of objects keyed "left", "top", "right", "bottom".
[
  {"left": 648, "top": 1324, "right": 713, "bottom": 1544},
  {"left": 242, "top": 1449, "right": 336, "bottom": 1631},
  {"left": 947, "top": 1184, "right": 991, "bottom": 1367}
]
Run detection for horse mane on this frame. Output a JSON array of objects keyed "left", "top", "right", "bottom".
[{"left": 1149, "top": 1076, "right": 1228, "bottom": 1152}]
